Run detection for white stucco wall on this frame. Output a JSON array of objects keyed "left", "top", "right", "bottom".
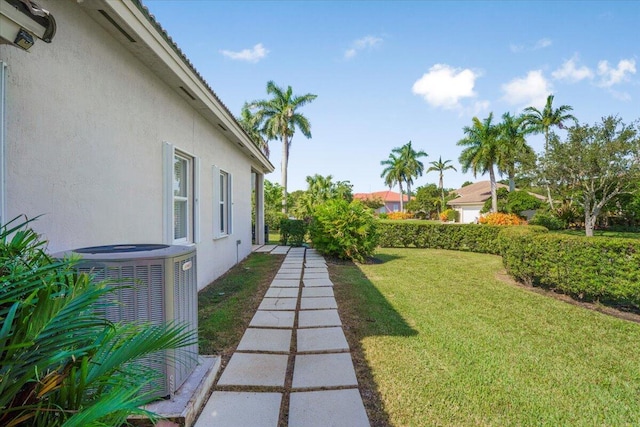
[{"left": 0, "top": 0, "right": 265, "bottom": 289}]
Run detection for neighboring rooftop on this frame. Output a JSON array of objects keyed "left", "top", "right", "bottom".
[{"left": 354, "top": 190, "right": 409, "bottom": 203}]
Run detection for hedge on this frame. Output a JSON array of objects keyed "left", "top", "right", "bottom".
[
  {"left": 280, "top": 219, "right": 306, "bottom": 246},
  {"left": 377, "top": 221, "right": 509, "bottom": 254},
  {"left": 498, "top": 227, "right": 640, "bottom": 309},
  {"left": 378, "top": 221, "right": 640, "bottom": 310}
]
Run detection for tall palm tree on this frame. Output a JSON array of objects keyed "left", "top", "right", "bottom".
[
  {"left": 522, "top": 94, "right": 577, "bottom": 207},
  {"left": 457, "top": 113, "right": 501, "bottom": 213},
  {"left": 522, "top": 94, "right": 577, "bottom": 152},
  {"left": 238, "top": 103, "right": 269, "bottom": 157},
  {"left": 427, "top": 156, "right": 457, "bottom": 210},
  {"left": 497, "top": 112, "right": 534, "bottom": 192},
  {"left": 380, "top": 153, "right": 406, "bottom": 212},
  {"left": 392, "top": 141, "right": 428, "bottom": 201},
  {"left": 252, "top": 81, "right": 317, "bottom": 214}
]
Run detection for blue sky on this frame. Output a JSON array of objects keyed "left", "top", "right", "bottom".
[{"left": 145, "top": 1, "right": 639, "bottom": 194}]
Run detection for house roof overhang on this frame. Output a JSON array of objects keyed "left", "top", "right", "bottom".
[
  {"left": 77, "top": 0, "right": 274, "bottom": 174},
  {"left": 0, "top": 0, "right": 56, "bottom": 50}
]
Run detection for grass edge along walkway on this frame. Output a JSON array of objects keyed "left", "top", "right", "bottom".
[{"left": 331, "top": 247, "right": 640, "bottom": 426}]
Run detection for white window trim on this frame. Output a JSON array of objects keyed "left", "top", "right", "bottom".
[
  {"left": 163, "top": 142, "right": 200, "bottom": 245},
  {"left": 213, "top": 165, "right": 232, "bottom": 239}
]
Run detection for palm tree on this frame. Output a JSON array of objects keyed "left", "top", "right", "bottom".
[
  {"left": 457, "top": 113, "right": 501, "bottom": 213},
  {"left": 522, "top": 94, "right": 577, "bottom": 207},
  {"left": 522, "top": 94, "right": 577, "bottom": 152},
  {"left": 238, "top": 103, "right": 269, "bottom": 157},
  {"left": 380, "top": 153, "right": 406, "bottom": 212},
  {"left": 392, "top": 141, "right": 428, "bottom": 201},
  {"left": 427, "top": 156, "right": 457, "bottom": 210},
  {"left": 497, "top": 112, "right": 535, "bottom": 192},
  {"left": 252, "top": 81, "right": 317, "bottom": 214}
]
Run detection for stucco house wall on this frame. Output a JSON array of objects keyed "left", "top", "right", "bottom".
[{"left": 0, "top": 0, "right": 273, "bottom": 290}]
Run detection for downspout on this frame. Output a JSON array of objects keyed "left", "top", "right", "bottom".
[{"left": 0, "top": 62, "right": 6, "bottom": 224}]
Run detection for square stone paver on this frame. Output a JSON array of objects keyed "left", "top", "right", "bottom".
[
  {"left": 301, "top": 287, "right": 334, "bottom": 298},
  {"left": 270, "top": 279, "right": 300, "bottom": 288},
  {"left": 253, "top": 245, "right": 277, "bottom": 253},
  {"left": 292, "top": 353, "right": 357, "bottom": 388},
  {"left": 275, "top": 273, "right": 301, "bottom": 280},
  {"left": 236, "top": 328, "right": 292, "bottom": 352},
  {"left": 303, "top": 272, "right": 330, "bottom": 280},
  {"left": 304, "top": 263, "right": 327, "bottom": 269},
  {"left": 289, "top": 389, "right": 369, "bottom": 427},
  {"left": 195, "top": 392, "right": 281, "bottom": 427},
  {"left": 300, "top": 297, "right": 337, "bottom": 310},
  {"left": 250, "top": 310, "right": 295, "bottom": 328},
  {"left": 278, "top": 268, "right": 302, "bottom": 275},
  {"left": 304, "top": 266, "right": 327, "bottom": 272},
  {"left": 297, "top": 327, "right": 349, "bottom": 352},
  {"left": 303, "top": 279, "right": 333, "bottom": 287},
  {"left": 264, "top": 287, "right": 299, "bottom": 298},
  {"left": 270, "top": 246, "right": 290, "bottom": 254},
  {"left": 258, "top": 297, "right": 297, "bottom": 310},
  {"left": 298, "top": 309, "right": 341, "bottom": 328},
  {"left": 217, "top": 353, "right": 288, "bottom": 386}
]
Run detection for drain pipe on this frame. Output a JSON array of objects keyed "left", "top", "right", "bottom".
[{"left": 236, "top": 239, "right": 241, "bottom": 264}]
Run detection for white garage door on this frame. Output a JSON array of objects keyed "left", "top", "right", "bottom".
[{"left": 461, "top": 207, "right": 481, "bottom": 224}]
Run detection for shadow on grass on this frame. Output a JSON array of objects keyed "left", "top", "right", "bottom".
[{"left": 329, "top": 257, "right": 417, "bottom": 427}]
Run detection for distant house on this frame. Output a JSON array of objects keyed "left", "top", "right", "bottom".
[
  {"left": 447, "top": 181, "right": 508, "bottom": 223},
  {"left": 447, "top": 181, "right": 545, "bottom": 223},
  {"left": 0, "top": 0, "right": 274, "bottom": 290},
  {"left": 354, "top": 190, "right": 409, "bottom": 214}
]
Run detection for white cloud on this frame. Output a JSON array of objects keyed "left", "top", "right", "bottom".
[
  {"left": 344, "top": 35, "right": 383, "bottom": 59},
  {"left": 501, "top": 70, "right": 552, "bottom": 109},
  {"left": 597, "top": 58, "right": 636, "bottom": 87},
  {"left": 220, "top": 43, "right": 269, "bottom": 63},
  {"left": 552, "top": 55, "right": 594, "bottom": 82},
  {"left": 412, "top": 64, "right": 481, "bottom": 109},
  {"left": 534, "top": 38, "right": 552, "bottom": 50},
  {"left": 510, "top": 38, "right": 552, "bottom": 53}
]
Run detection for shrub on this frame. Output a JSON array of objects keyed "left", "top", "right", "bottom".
[
  {"left": 279, "top": 218, "right": 307, "bottom": 246},
  {"left": 378, "top": 212, "right": 389, "bottom": 219},
  {"left": 478, "top": 212, "right": 526, "bottom": 226},
  {"left": 377, "top": 221, "right": 508, "bottom": 254},
  {"left": 529, "top": 211, "right": 566, "bottom": 230},
  {"left": 387, "top": 211, "right": 413, "bottom": 220},
  {"left": 0, "top": 217, "right": 194, "bottom": 426},
  {"left": 498, "top": 227, "right": 640, "bottom": 309},
  {"left": 440, "top": 209, "right": 459, "bottom": 222},
  {"left": 507, "top": 190, "right": 543, "bottom": 214},
  {"left": 308, "top": 199, "right": 379, "bottom": 262}
]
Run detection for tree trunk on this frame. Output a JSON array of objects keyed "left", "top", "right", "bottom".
[
  {"left": 585, "top": 211, "right": 596, "bottom": 237},
  {"left": 281, "top": 135, "right": 289, "bottom": 215},
  {"left": 489, "top": 166, "right": 497, "bottom": 213},
  {"left": 439, "top": 174, "right": 445, "bottom": 211},
  {"left": 508, "top": 171, "right": 515, "bottom": 192},
  {"left": 398, "top": 183, "right": 404, "bottom": 212},
  {"left": 406, "top": 182, "right": 412, "bottom": 203},
  {"left": 543, "top": 129, "right": 554, "bottom": 209}
]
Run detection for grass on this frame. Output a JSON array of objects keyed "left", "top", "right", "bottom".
[
  {"left": 197, "top": 252, "right": 283, "bottom": 355},
  {"left": 331, "top": 248, "right": 640, "bottom": 426},
  {"left": 553, "top": 229, "right": 640, "bottom": 239}
]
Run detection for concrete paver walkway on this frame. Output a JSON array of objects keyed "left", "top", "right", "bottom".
[{"left": 194, "top": 247, "right": 370, "bottom": 427}]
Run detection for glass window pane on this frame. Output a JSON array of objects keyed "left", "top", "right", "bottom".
[
  {"left": 174, "top": 155, "right": 188, "bottom": 197},
  {"left": 174, "top": 200, "right": 187, "bottom": 239}
]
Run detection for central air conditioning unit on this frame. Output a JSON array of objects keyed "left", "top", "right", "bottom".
[{"left": 55, "top": 244, "right": 198, "bottom": 399}]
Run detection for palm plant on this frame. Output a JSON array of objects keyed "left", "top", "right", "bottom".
[
  {"left": 252, "top": 81, "right": 317, "bottom": 214},
  {"left": 380, "top": 153, "right": 407, "bottom": 212},
  {"left": 497, "top": 112, "right": 535, "bottom": 192},
  {"left": 392, "top": 141, "right": 428, "bottom": 201},
  {"left": 522, "top": 94, "right": 578, "bottom": 208},
  {"left": 0, "top": 217, "right": 195, "bottom": 427},
  {"left": 238, "top": 102, "right": 269, "bottom": 157},
  {"left": 427, "top": 156, "right": 457, "bottom": 210},
  {"left": 457, "top": 113, "right": 501, "bottom": 213}
]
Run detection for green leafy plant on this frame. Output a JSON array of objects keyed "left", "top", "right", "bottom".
[
  {"left": 529, "top": 211, "right": 566, "bottom": 230},
  {"left": 309, "top": 199, "right": 379, "bottom": 262},
  {"left": 279, "top": 218, "right": 307, "bottom": 246},
  {"left": 0, "top": 217, "right": 195, "bottom": 426},
  {"left": 439, "top": 209, "right": 459, "bottom": 222}
]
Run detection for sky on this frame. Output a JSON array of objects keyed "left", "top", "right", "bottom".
[{"left": 144, "top": 1, "right": 639, "bottom": 194}]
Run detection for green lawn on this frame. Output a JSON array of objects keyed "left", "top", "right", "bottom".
[{"left": 332, "top": 248, "right": 640, "bottom": 426}]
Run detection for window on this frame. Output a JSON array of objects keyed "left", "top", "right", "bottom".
[
  {"left": 164, "top": 142, "right": 199, "bottom": 244},
  {"left": 173, "top": 152, "right": 191, "bottom": 242},
  {"left": 213, "top": 166, "right": 232, "bottom": 238}
]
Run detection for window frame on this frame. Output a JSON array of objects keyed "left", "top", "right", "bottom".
[
  {"left": 213, "top": 165, "right": 232, "bottom": 239},
  {"left": 164, "top": 142, "right": 199, "bottom": 245}
]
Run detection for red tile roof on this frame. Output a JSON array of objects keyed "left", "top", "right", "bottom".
[{"left": 354, "top": 190, "right": 409, "bottom": 203}]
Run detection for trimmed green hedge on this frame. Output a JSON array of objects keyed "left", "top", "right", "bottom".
[
  {"left": 498, "top": 227, "right": 640, "bottom": 309},
  {"left": 280, "top": 219, "right": 306, "bottom": 246},
  {"left": 378, "top": 221, "right": 510, "bottom": 254},
  {"left": 378, "top": 221, "right": 640, "bottom": 309}
]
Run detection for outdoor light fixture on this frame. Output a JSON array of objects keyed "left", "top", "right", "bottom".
[{"left": 14, "top": 28, "right": 34, "bottom": 50}]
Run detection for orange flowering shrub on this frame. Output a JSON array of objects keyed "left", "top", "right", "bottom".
[
  {"left": 387, "top": 211, "right": 413, "bottom": 220},
  {"left": 478, "top": 212, "right": 526, "bottom": 226}
]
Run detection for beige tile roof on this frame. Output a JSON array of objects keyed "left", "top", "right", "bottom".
[{"left": 447, "top": 181, "right": 508, "bottom": 205}]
